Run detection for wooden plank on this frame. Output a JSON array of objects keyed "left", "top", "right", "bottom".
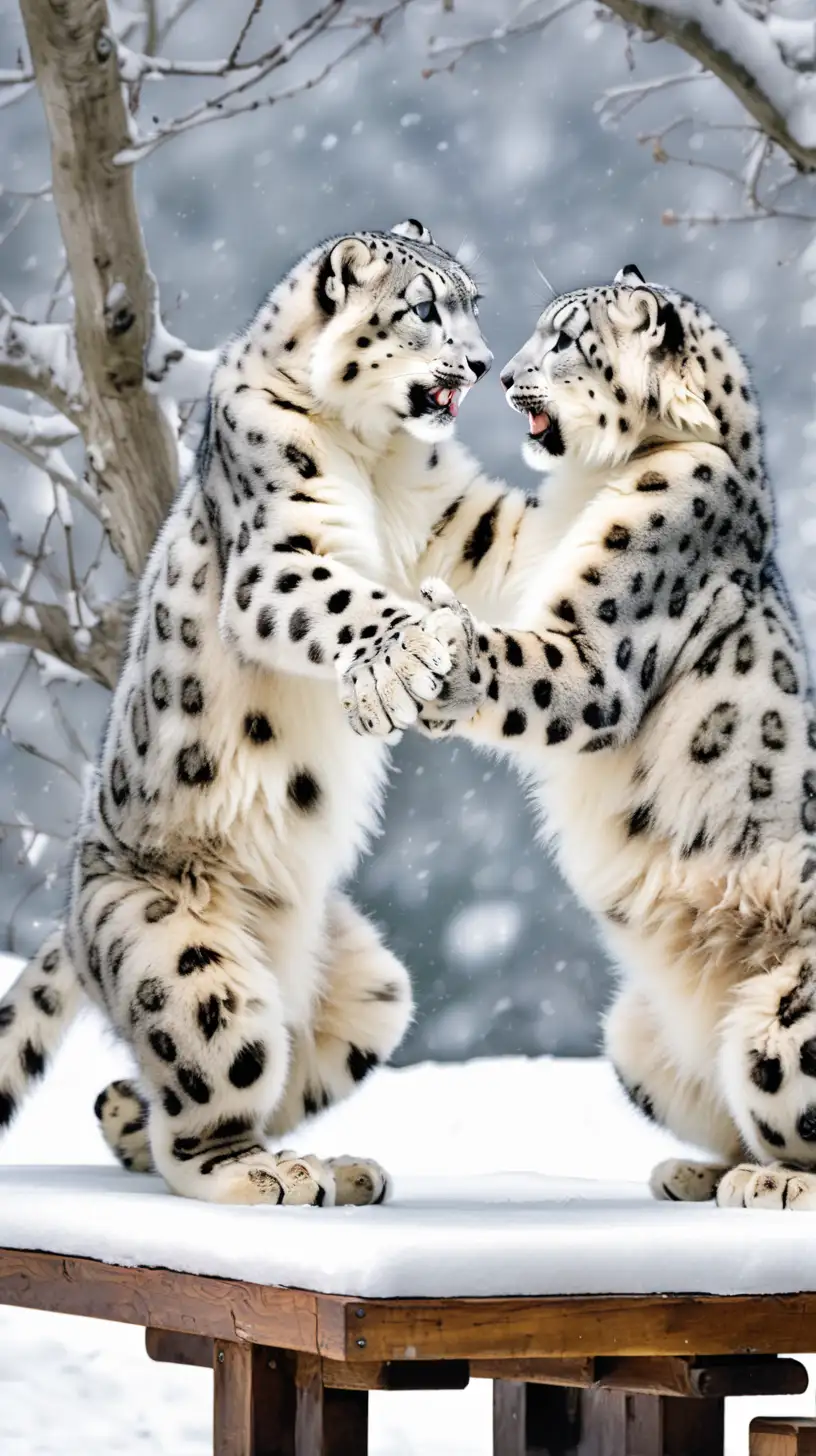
[
  {"left": 751, "top": 1420, "right": 816, "bottom": 1456},
  {"left": 214, "top": 1341, "right": 253, "bottom": 1456},
  {"left": 493, "top": 1383, "right": 583, "bottom": 1456},
  {"left": 0, "top": 1248, "right": 319, "bottom": 1350},
  {"left": 323, "top": 1293, "right": 816, "bottom": 1362},
  {"left": 295, "top": 1354, "right": 368, "bottom": 1456},
  {"left": 146, "top": 1327, "right": 212, "bottom": 1367},
  {"left": 476, "top": 1359, "right": 596, "bottom": 1388}
]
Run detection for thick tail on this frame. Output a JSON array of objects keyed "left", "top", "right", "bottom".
[{"left": 0, "top": 929, "right": 82, "bottom": 1131}]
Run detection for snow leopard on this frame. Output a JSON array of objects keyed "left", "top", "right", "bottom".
[
  {"left": 345, "top": 263, "right": 816, "bottom": 1212},
  {"left": 0, "top": 218, "right": 552, "bottom": 1207}
]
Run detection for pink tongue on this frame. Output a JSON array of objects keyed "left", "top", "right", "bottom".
[
  {"left": 448, "top": 393, "right": 459, "bottom": 417},
  {"left": 528, "top": 411, "right": 550, "bottom": 436}
]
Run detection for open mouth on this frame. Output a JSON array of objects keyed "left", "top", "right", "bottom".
[
  {"left": 523, "top": 405, "right": 564, "bottom": 457},
  {"left": 528, "top": 409, "right": 551, "bottom": 441},
  {"left": 429, "top": 385, "right": 461, "bottom": 417}
]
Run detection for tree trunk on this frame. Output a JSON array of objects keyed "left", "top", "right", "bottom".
[{"left": 18, "top": 0, "right": 179, "bottom": 579}]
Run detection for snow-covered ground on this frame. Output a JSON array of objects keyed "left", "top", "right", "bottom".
[{"left": 0, "top": 956, "right": 814, "bottom": 1453}]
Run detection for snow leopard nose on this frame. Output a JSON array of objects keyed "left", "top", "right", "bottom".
[{"left": 468, "top": 354, "right": 492, "bottom": 381}]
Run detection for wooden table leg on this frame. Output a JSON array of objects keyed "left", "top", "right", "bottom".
[
  {"left": 493, "top": 1382, "right": 582, "bottom": 1455},
  {"left": 295, "top": 1354, "right": 369, "bottom": 1456},
  {"left": 213, "top": 1341, "right": 296, "bottom": 1456},
  {"left": 492, "top": 1384, "right": 725, "bottom": 1455}
]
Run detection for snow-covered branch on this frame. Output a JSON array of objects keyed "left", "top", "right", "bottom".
[
  {"left": 112, "top": 0, "right": 414, "bottom": 165},
  {"left": 0, "top": 405, "right": 106, "bottom": 523},
  {"left": 600, "top": 1, "right": 816, "bottom": 171},
  {"left": 0, "top": 589, "right": 127, "bottom": 691},
  {"left": 0, "top": 296, "right": 84, "bottom": 419}
]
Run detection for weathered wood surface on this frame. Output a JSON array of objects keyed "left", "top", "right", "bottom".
[
  {"left": 0, "top": 1248, "right": 319, "bottom": 1350},
  {"left": 751, "top": 1419, "right": 816, "bottom": 1456},
  {"left": 492, "top": 1385, "right": 726, "bottom": 1456},
  {"left": 325, "top": 1292, "right": 816, "bottom": 1362},
  {"left": 5, "top": 1248, "right": 816, "bottom": 1365}
]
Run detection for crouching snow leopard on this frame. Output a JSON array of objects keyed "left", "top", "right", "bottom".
[
  {"left": 0, "top": 219, "right": 559, "bottom": 1206},
  {"left": 346, "top": 264, "right": 816, "bottom": 1212}
]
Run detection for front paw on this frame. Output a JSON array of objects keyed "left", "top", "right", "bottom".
[
  {"left": 341, "top": 621, "right": 452, "bottom": 738},
  {"left": 418, "top": 577, "right": 487, "bottom": 720}
]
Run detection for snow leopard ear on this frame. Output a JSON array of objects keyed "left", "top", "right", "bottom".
[
  {"left": 392, "top": 219, "right": 436, "bottom": 246},
  {"left": 316, "top": 237, "right": 378, "bottom": 315},
  {"left": 614, "top": 263, "right": 646, "bottom": 286}
]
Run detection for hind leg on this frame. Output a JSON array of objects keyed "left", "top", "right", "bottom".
[
  {"left": 714, "top": 949, "right": 816, "bottom": 1208},
  {"left": 270, "top": 893, "right": 413, "bottom": 1205},
  {"left": 77, "top": 868, "right": 337, "bottom": 1205},
  {"left": 94, "top": 891, "right": 413, "bottom": 1203},
  {"left": 605, "top": 982, "right": 742, "bottom": 1157}
]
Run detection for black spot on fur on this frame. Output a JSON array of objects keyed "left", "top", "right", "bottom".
[
  {"left": 289, "top": 608, "right": 310, "bottom": 641},
  {"left": 546, "top": 719, "right": 572, "bottom": 745},
  {"left": 800, "top": 1039, "right": 816, "bottom": 1078},
  {"left": 328, "top": 589, "right": 352, "bottom": 614},
  {"left": 149, "top": 1029, "right": 177, "bottom": 1063},
  {"left": 176, "top": 743, "right": 217, "bottom": 788},
  {"left": 180, "top": 675, "right": 204, "bottom": 715},
  {"left": 544, "top": 643, "right": 563, "bottom": 670},
  {"left": 180, "top": 617, "right": 200, "bottom": 650},
  {"left": 154, "top": 602, "right": 171, "bottom": 641},
  {"left": 778, "top": 965, "right": 813, "bottom": 1028},
  {"left": 637, "top": 472, "right": 669, "bottom": 493},
  {"left": 505, "top": 636, "right": 524, "bottom": 668},
  {"left": 288, "top": 770, "right": 321, "bottom": 812},
  {"left": 734, "top": 634, "right": 755, "bottom": 674},
  {"left": 257, "top": 606, "right": 276, "bottom": 639},
  {"left": 502, "top": 709, "right": 527, "bottom": 737},
  {"left": 177, "top": 1064, "right": 212, "bottom": 1104},
  {"left": 197, "top": 995, "right": 222, "bottom": 1041},
  {"left": 772, "top": 650, "right": 799, "bottom": 696},
  {"left": 135, "top": 977, "right": 167, "bottom": 1014},
  {"left": 640, "top": 644, "right": 657, "bottom": 693},
  {"left": 0, "top": 1004, "right": 15, "bottom": 1033},
  {"left": 752, "top": 1114, "right": 786, "bottom": 1149},
  {"left": 343, "top": 361, "right": 358, "bottom": 382},
  {"left": 605, "top": 524, "right": 631, "bottom": 551},
  {"left": 798, "top": 1106, "right": 816, "bottom": 1144},
  {"left": 32, "top": 986, "right": 59, "bottom": 1017},
  {"left": 749, "top": 762, "right": 773, "bottom": 800},
  {"left": 348, "top": 1046, "right": 379, "bottom": 1083},
  {"left": 463, "top": 501, "right": 501, "bottom": 570},
  {"left": 110, "top": 756, "right": 130, "bottom": 808},
  {"left": 284, "top": 444, "right": 319, "bottom": 479},
  {"left": 750, "top": 1052, "right": 783, "bottom": 1094},
  {"left": 627, "top": 803, "right": 653, "bottom": 837},
  {"left": 236, "top": 564, "right": 262, "bottom": 611},
  {"left": 244, "top": 713, "right": 274, "bottom": 744},
  {"left": 229, "top": 1040, "right": 266, "bottom": 1089},
  {"left": 178, "top": 945, "right": 222, "bottom": 977},
  {"left": 803, "top": 770, "right": 816, "bottom": 834},
  {"left": 21, "top": 1041, "right": 45, "bottom": 1079},
  {"left": 761, "top": 710, "right": 786, "bottom": 751},
  {"left": 150, "top": 668, "right": 170, "bottom": 711},
  {"left": 162, "top": 1087, "right": 183, "bottom": 1117},
  {"left": 532, "top": 679, "right": 552, "bottom": 710},
  {"left": 0, "top": 1090, "right": 17, "bottom": 1128}
]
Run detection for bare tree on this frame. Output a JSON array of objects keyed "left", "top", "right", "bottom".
[{"left": 0, "top": 0, "right": 412, "bottom": 940}]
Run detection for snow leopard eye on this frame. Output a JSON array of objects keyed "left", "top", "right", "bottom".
[
  {"left": 413, "top": 298, "right": 439, "bottom": 324},
  {"left": 553, "top": 331, "right": 572, "bottom": 353}
]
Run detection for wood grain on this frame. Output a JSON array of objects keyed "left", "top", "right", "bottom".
[
  {"left": 751, "top": 1420, "right": 816, "bottom": 1456},
  {"left": 324, "top": 1293, "right": 816, "bottom": 1363},
  {"left": 0, "top": 1248, "right": 319, "bottom": 1350},
  {"left": 214, "top": 1342, "right": 253, "bottom": 1456}
]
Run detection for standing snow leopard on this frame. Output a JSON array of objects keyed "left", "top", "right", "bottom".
[
  {"left": 0, "top": 218, "right": 556, "bottom": 1207},
  {"left": 346, "top": 265, "right": 816, "bottom": 1212}
]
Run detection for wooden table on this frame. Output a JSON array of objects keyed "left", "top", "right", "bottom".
[{"left": 2, "top": 1244, "right": 815, "bottom": 1454}]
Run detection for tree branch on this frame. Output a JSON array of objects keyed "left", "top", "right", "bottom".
[
  {"left": 0, "top": 296, "right": 84, "bottom": 418},
  {"left": 599, "top": 1, "right": 816, "bottom": 173},
  {"left": 0, "top": 591, "right": 127, "bottom": 691},
  {"left": 18, "top": 0, "right": 180, "bottom": 578}
]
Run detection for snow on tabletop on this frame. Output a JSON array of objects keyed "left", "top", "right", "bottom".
[
  {"left": 2, "top": 953, "right": 816, "bottom": 1453},
  {"left": 1, "top": 952, "right": 815, "bottom": 1300}
]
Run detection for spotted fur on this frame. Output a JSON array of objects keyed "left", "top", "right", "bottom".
[
  {"left": 349, "top": 264, "right": 816, "bottom": 1205},
  {"left": 0, "top": 219, "right": 538, "bottom": 1205}
]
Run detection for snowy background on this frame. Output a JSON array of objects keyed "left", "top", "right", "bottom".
[{"left": 0, "top": 0, "right": 814, "bottom": 1065}]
